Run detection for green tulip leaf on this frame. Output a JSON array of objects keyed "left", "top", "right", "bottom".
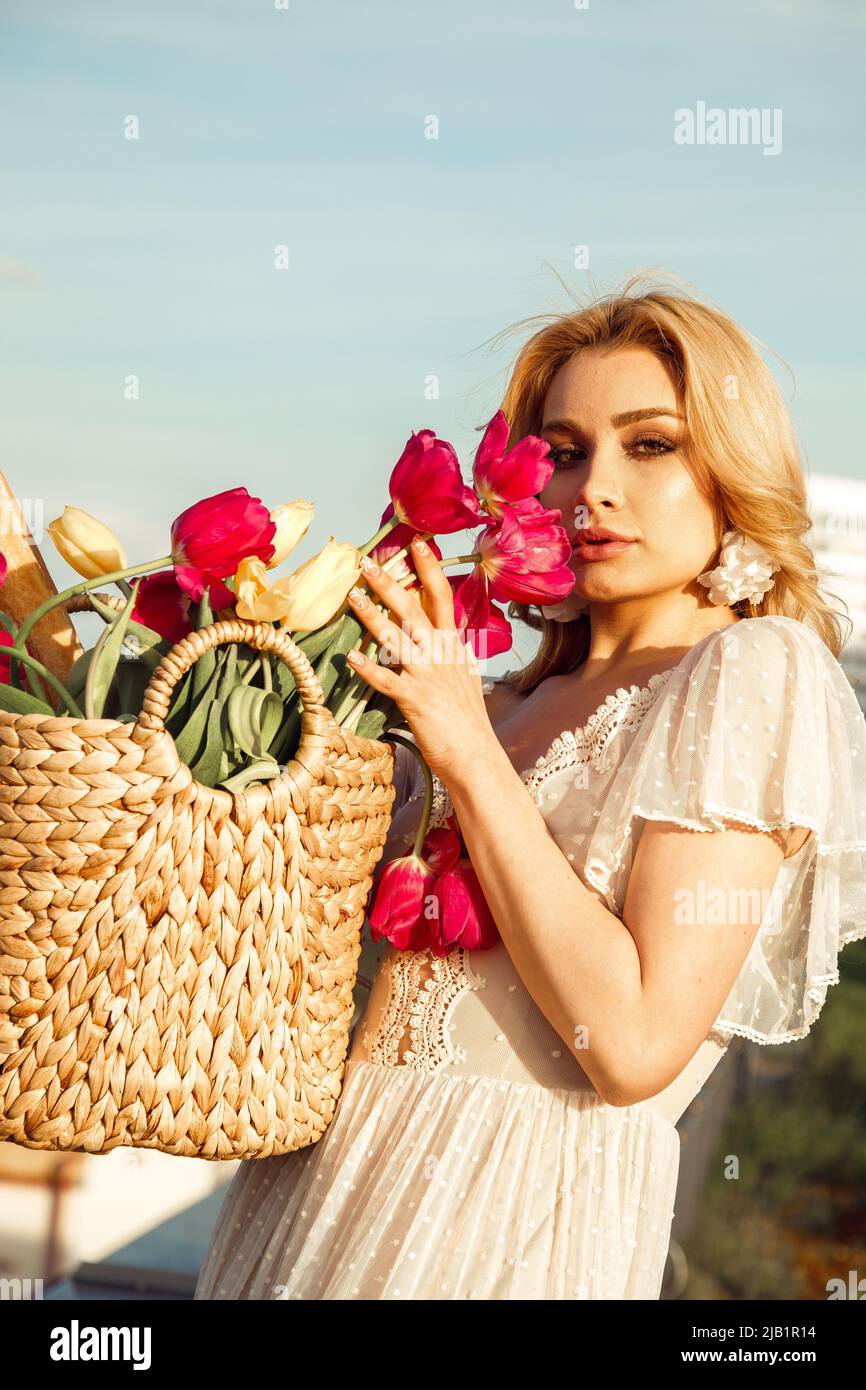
[
  {"left": 164, "top": 634, "right": 226, "bottom": 734},
  {"left": 354, "top": 708, "right": 388, "bottom": 740},
  {"left": 267, "top": 704, "right": 300, "bottom": 766},
  {"left": 111, "top": 660, "right": 152, "bottom": 721},
  {"left": 215, "top": 642, "right": 238, "bottom": 705},
  {"left": 87, "top": 596, "right": 170, "bottom": 670},
  {"left": 295, "top": 615, "right": 346, "bottom": 663},
  {"left": 85, "top": 585, "right": 141, "bottom": 720},
  {"left": 219, "top": 756, "right": 282, "bottom": 794},
  {"left": 66, "top": 646, "right": 99, "bottom": 700},
  {"left": 226, "top": 683, "right": 283, "bottom": 759},
  {"left": 0, "top": 685, "right": 54, "bottom": 716},
  {"left": 165, "top": 667, "right": 194, "bottom": 733},
  {"left": 172, "top": 653, "right": 226, "bottom": 765},
  {"left": 265, "top": 618, "right": 359, "bottom": 766},
  {"left": 263, "top": 615, "right": 352, "bottom": 705},
  {"left": 190, "top": 589, "right": 216, "bottom": 700},
  {"left": 314, "top": 615, "right": 362, "bottom": 702},
  {"left": 189, "top": 696, "right": 235, "bottom": 785}
]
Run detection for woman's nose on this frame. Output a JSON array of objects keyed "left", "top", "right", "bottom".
[{"left": 570, "top": 447, "right": 625, "bottom": 516}]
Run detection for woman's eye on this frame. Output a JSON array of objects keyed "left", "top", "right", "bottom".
[
  {"left": 547, "top": 436, "right": 675, "bottom": 468},
  {"left": 629, "top": 435, "right": 676, "bottom": 456},
  {"left": 548, "top": 446, "right": 582, "bottom": 468}
]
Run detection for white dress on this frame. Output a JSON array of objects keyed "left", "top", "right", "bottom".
[{"left": 194, "top": 616, "right": 866, "bottom": 1300}]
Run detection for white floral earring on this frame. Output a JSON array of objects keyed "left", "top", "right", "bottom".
[
  {"left": 540, "top": 591, "right": 588, "bottom": 622},
  {"left": 696, "top": 529, "right": 780, "bottom": 606}
]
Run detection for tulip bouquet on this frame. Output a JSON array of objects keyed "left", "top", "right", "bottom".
[
  {"left": 368, "top": 784, "right": 502, "bottom": 956},
  {"left": 0, "top": 410, "right": 574, "bottom": 859}
]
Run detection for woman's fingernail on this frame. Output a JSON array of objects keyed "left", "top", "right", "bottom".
[
  {"left": 348, "top": 586, "right": 367, "bottom": 605},
  {"left": 359, "top": 556, "right": 379, "bottom": 574},
  {"left": 412, "top": 537, "right": 429, "bottom": 555},
  {"left": 346, "top": 649, "right": 363, "bottom": 664}
]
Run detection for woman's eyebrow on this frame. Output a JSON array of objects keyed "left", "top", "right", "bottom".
[{"left": 541, "top": 408, "right": 685, "bottom": 432}]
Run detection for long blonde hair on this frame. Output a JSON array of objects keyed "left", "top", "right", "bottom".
[{"left": 478, "top": 270, "right": 849, "bottom": 695}]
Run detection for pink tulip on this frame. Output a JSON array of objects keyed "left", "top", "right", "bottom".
[
  {"left": 472, "top": 410, "right": 554, "bottom": 518},
  {"left": 0, "top": 628, "right": 12, "bottom": 684},
  {"left": 170, "top": 487, "right": 276, "bottom": 603},
  {"left": 368, "top": 854, "right": 439, "bottom": 951},
  {"left": 388, "top": 431, "right": 482, "bottom": 534},
  {"left": 475, "top": 500, "right": 575, "bottom": 605},
  {"left": 421, "top": 821, "right": 464, "bottom": 875},
  {"left": 132, "top": 570, "right": 196, "bottom": 645},
  {"left": 447, "top": 572, "right": 513, "bottom": 659},
  {"left": 133, "top": 569, "right": 236, "bottom": 644},
  {"left": 429, "top": 852, "right": 499, "bottom": 955},
  {"left": 369, "top": 819, "right": 464, "bottom": 950}
]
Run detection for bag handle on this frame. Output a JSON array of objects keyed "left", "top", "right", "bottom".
[{"left": 137, "top": 618, "right": 329, "bottom": 731}]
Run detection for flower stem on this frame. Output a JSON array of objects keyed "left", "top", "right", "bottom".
[
  {"left": 0, "top": 611, "right": 50, "bottom": 702},
  {"left": 439, "top": 552, "right": 481, "bottom": 569},
  {"left": 3, "top": 648, "right": 84, "bottom": 717},
  {"left": 358, "top": 514, "right": 401, "bottom": 558},
  {"left": 10, "top": 555, "right": 174, "bottom": 690},
  {"left": 385, "top": 730, "right": 434, "bottom": 861}
]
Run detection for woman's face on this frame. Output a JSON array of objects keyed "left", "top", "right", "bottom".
[{"left": 538, "top": 346, "right": 721, "bottom": 607}]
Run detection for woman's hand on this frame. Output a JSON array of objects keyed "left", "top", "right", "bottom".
[{"left": 344, "top": 537, "right": 494, "bottom": 779}]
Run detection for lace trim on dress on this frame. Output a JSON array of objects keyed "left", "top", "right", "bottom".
[
  {"left": 522, "top": 670, "right": 676, "bottom": 798},
  {"left": 701, "top": 939, "right": 866, "bottom": 1046},
  {"left": 419, "top": 669, "right": 677, "bottom": 830},
  {"left": 367, "top": 946, "right": 487, "bottom": 1072}
]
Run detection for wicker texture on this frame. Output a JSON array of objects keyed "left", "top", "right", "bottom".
[{"left": 0, "top": 618, "right": 396, "bottom": 1159}]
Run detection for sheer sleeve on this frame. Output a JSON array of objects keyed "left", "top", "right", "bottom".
[{"left": 581, "top": 615, "right": 866, "bottom": 1046}]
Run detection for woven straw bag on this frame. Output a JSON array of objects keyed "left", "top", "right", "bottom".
[{"left": 0, "top": 612, "right": 396, "bottom": 1160}]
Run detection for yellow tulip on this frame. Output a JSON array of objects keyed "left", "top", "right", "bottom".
[
  {"left": 234, "top": 556, "right": 295, "bottom": 622},
  {"left": 268, "top": 500, "right": 315, "bottom": 569},
  {"left": 277, "top": 537, "right": 361, "bottom": 632},
  {"left": 47, "top": 506, "right": 127, "bottom": 579}
]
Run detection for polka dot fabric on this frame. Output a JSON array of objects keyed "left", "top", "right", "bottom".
[{"left": 194, "top": 1060, "right": 680, "bottom": 1300}]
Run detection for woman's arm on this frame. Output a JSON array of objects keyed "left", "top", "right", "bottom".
[
  {"left": 445, "top": 736, "right": 784, "bottom": 1107},
  {"left": 370, "top": 681, "right": 518, "bottom": 894},
  {"left": 345, "top": 545, "right": 788, "bottom": 1106}
]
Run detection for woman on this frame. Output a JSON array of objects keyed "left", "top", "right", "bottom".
[{"left": 194, "top": 274, "right": 866, "bottom": 1300}]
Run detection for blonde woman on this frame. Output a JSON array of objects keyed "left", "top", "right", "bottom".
[{"left": 195, "top": 273, "right": 866, "bottom": 1301}]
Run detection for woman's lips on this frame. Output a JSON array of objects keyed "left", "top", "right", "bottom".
[{"left": 571, "top": 538, "right": 637, "bottom": 562}]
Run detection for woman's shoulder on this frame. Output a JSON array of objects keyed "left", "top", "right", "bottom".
[
  {"left": 672, "top": 613, "right": 850, "bottom": 690},
  {"left": 650, "top": 614, "right": 864, "bottom": 761}
]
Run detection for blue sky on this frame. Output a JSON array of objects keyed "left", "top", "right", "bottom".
[{"left": 1, "top": 0, "right": 863, "bottom": 670}]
